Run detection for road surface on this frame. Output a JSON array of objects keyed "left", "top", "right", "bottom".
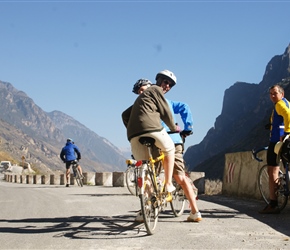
[{"left": 0, "top": 174, "right": 290, "bottom": 249}]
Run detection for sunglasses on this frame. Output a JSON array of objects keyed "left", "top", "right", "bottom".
[{"left": 163, "top": 79, "right": 173, "bottom": 88}]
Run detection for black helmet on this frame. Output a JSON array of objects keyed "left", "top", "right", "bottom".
[{"left": 132, "top": 78, "right": 152, "bottom": 94}]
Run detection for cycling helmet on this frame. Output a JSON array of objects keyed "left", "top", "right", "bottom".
[
  {"left": 132, "top": 78, "right": 152, "bottom": 94},
  {"left": 67, "top": 138, "right": 74, "bottom": 143},
  {"left": 155, "top": 70, "right": 177, "bottom": 87}
]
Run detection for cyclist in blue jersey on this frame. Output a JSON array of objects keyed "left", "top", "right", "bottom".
[
  {"left": 60, "top": 138, "right": 83, "bottom": 187},
  {"left": 259, "top": 85, "right": 290, "bottom": 214},
  {"left": 132, "top": 70, "right": 202, "bottom": 222}
]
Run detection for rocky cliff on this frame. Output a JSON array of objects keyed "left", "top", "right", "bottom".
[{"left": 184, "top": 44, "right": 290, "bottom": 180}]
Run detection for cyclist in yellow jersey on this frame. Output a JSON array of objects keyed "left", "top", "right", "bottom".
[{"left": 259, "top": 85, "right": 290, "bottom": 214}]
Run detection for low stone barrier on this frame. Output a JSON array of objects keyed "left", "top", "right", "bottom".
[
  {"left": 223, "top": 150, "right": 265, "bottom": 199},
  {"left": 190, "top": 172, "right": 205, "bottom": 194},
  {"left": 95, "top": 172, "right": 112, "bottom": 186},
  {"left": 3, "top": 171, "right": 206, "bottom": 192}
]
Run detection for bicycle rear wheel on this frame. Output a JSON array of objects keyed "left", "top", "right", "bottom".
[
  {"left": 258, "top": 164, "right": 288, "bottom": 211},
  {"left": 74, "top": 168, "right": 83, "bottom": 187},
  {"left": 140, "top": 173, "right": 158, "bottom": 235},
  {"left": 170, "top": 182, "right": 185, "bottom": 217},
  {"left": 125, "top": 165, "right": 136, "bottom": 195}
]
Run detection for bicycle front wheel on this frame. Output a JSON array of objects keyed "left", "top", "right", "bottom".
[
  {"left": 258, "top": 164, "right": 288, "bottom": 211},
  {"left": 125, "top": 165, "right": 136, "bottom": 195},
  {"left": 170, "top": 183, "right": 185, "bottom": 217},
  {"left": 74, "top": 168, "right": 83, "bottom": 187}
]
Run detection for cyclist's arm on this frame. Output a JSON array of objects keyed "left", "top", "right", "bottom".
[
  {"left": 276, "top": 100, "right": 290, "bottom": 135},
  {"left": 60, "top": 149, "right": 66, "bottom": 162},
  {"left": 122, "top": 105, "right": 132, "bottom": 128},
  {"left": 170, "top": 100, "right": 193, "bottom": 132},
  {"left": 74, "top": 146, "right": 81, "bottom": 160}
]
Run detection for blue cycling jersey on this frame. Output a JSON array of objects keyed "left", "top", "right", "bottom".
[
  {"left": 60, "top": 142, "right": 81, "bottom": 162},
  {"left": 161, "top": 99, "right": 193, "bottom": 145}
]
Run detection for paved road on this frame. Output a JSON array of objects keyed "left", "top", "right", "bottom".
[{"left": 1, "top": 174, "right": 290, "bottom": 250}]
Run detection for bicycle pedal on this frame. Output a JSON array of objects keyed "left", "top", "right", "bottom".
[{"left": 166, "top": 193, "right": 173, "bottom": 202}]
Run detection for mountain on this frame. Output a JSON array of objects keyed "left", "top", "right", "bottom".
[
  {"left": 184, "top": 44, "right": 290, "bottom": 180},
  {"left": 0, "top": 81, "right": 126, "bottom": 173}
]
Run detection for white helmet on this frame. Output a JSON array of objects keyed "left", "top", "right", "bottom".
[{"left": 155, "top": 69, "right": 177, "bottom": 87}]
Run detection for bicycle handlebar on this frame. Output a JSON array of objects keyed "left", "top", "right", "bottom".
[{"left": 252, "top": 146, "right": 268, "bottom": 162}]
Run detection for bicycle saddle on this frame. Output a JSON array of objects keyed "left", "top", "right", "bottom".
[{"left": 139, "top": 137, "right": 155, "bottom": 147}]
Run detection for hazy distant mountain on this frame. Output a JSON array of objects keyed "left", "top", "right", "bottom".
[
  {"left": 0, "top": 81, "right": 126, "bottom": 173},
  {"left": 184, "top": 44, "right": 290, "bottom": 180}
]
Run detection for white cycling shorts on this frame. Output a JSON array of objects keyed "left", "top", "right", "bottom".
[{"left": 130, "top": 128, "right": 175, "bottom": 160}]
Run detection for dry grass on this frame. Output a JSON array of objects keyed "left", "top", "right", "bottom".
[
  {"left": 0, "top": 151, "right": 18, "bottom": 165},
  {"left": 205, "top": 179, "right": 223, "bottom": 195}
]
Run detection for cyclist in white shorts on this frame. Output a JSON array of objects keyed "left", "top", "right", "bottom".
[
  {"left": 131, "top": 72, "right": 202, "bottom": 223},
  {"left": 122, "top": 79, "right": 178, "bottom": 194}
]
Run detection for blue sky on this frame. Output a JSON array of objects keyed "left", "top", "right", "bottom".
[{"left": 0, "top": 1, "right": 289, "bottom": 153}]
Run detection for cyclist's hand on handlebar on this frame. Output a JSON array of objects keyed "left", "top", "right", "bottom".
[
  {"left": 175, "top": 124, "right": 181, "bottom": 132},
  {"left": 180, "top": 130, "right": 193, "bottom": 138}
]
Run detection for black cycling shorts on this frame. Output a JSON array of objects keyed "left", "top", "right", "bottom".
[
  {"left": 65, "top": 160, "right": 78, "bottom": 170},
  {"left": 267, "top": 142, "right": 279, "bottom": 166}
]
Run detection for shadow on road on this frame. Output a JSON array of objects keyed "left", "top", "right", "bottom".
[
  {"left": 0, "top": 214, "right": 149, "bottom": 239},
  {"left": 199, "top": 194, "right": 290, "bottom": 237}
]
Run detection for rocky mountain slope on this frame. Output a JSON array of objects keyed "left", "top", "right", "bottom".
[
  {"left": 0, "top": 82, "right": 126, "bottom": 173},
  {"left": 184, "top": 44, "right": 290, "bottom": 180}
]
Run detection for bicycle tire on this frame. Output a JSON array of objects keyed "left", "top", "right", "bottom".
[
  {"left": 74, "top": 168, "right": 83, "bottom": 187},
  {"left": 258, "top": 164, "right": 288, "bottom": 211},
  {"left": 125, "top": 165, "right": 136, "bottom": 195},
  {"left": 140, "top": 172, "right": 158, "bottom": 235},
  {"left": 170, "top": 183, "right": 186, "bottom": 217}
]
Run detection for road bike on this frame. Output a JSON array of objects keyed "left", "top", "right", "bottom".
[
  {"left": 132, "top": 136, "right": 186, "bottom": 235},
  {"left": 71, "top": 160, "right": 83, "bottom": 187},
  {"left": 252, "top": 146, "right": 290, "bottom": 211}
]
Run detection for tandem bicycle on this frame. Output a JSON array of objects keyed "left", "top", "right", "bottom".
[{"left": 127, "top": 136, "right": 187, "bottom": 235}]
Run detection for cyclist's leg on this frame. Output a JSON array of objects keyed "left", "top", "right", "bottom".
[
  {"left": 173, "top": 145, "right": 201, "bottom": 221},
  {"left": 65, "top": 162, "right": 71, "bottom": 186},
  {"left": 130, "top": 137, "right": 149, "bottom": 160},
  {"left": 147, "top": 129, "right": 175, "bottom": 192},
  {"left": 267, "top": 142, "right": 280, "bottom": 205},
  {"left": 268, "top": 165, "right": 280, "bottom": 201},
  {"left": 259, "top": 142, "right": 280, "bottom": 213}
]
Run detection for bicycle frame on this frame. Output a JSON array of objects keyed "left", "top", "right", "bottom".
[
  {"left": 282, "top": 161, "right": 290, "bottom": 196},
  {"left": 71, "top": 160, "right": 83, "bottom": 187},
  {"left": 134, "top": 152, "right": 165, "bottom": 196}
]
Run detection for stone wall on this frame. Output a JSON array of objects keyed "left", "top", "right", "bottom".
[{"left": 3, "top": 171, "right": 205, "bottom": 193}]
